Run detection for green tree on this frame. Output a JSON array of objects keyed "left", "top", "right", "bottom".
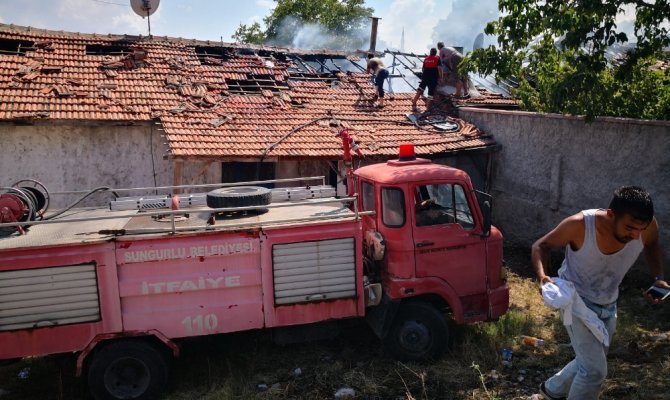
[
  {"left": 232, "top": 22, "right": 266, "bottom": 44},
  {"left": 232, "top": 0, "right": 374, "bottom": 50},
  {"left": 465, "top": 0, "right": 670, "bottom": 120}
]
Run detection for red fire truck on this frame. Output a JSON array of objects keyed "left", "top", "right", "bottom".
[{"left": 0, "top": 142, "right": 508, "bottom": 400}]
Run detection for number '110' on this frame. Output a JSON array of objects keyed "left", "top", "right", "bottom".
[{"left": 181, "top": 314, "right": 218, "bottom": 334}]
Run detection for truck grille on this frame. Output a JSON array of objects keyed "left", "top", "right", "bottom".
[
  {"left": 0, "top": 264, "right": 101, "bottom": 331},
  {"left": 272, "top": 238, "right": 356, "bottom": 305}
]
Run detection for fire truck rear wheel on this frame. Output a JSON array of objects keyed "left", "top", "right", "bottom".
[
  {"left": 206, "top": 186, "right": 272, "bottom": 208},
  {"left": 87, "top": 340, "right": 169, "bottom": 400},
  {"left": 383, "top": 302, "right": 449, "bottom": 362}
]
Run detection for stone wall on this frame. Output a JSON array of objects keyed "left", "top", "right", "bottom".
[{"left": 458, "top": 108, "right": 670, "bottom": 262}]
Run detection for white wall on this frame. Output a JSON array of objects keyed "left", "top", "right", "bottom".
[{"left": 1, "top": 123, "right": 219, "bottom": 209}]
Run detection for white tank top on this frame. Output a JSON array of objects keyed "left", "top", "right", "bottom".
[{"left": 558, "top": 209, "right": 644, "bottom": 305}]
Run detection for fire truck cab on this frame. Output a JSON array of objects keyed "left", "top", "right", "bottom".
[{"left": 355, "top": 145, "right": 508, "bottom": 360}]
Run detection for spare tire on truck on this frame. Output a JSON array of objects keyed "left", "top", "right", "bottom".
[{"left": 206, "top": 186, "right": 272, "bottom": 209}]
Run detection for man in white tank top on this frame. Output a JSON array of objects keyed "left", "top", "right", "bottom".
[{"left": 531, "top": 186, "right": 667, "bottom": 400}]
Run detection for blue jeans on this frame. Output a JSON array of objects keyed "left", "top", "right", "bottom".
[
  {"left": 375, "top": 68, "right": 389, "bottom": 97},
  {"left": 544, "top": 299, "right": 617, "bottom": 400}
]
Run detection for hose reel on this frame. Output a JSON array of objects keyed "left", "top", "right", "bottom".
[{"left": 0, "top": 179, "right": 50, "bottom": 234}]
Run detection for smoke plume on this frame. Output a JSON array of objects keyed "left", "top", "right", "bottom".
[
  {"left": 268, "top": 16, "right": 369, "bottom": 51},
  {"left": 430, "top": 0, "right": 499, "bottom": 53}
]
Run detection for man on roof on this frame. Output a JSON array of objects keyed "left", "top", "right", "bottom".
[
  {"left": 437, "top": 42, "right": 467, "bottom": 98},
  {"left": 411, "top": 48, "right": 442, "bottom": 112},
  {"left": 367, "top": 53, "right": 389, "bottom": 108}
]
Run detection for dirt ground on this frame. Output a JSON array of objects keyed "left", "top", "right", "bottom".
[{"left": 1, "top": 245, "right": 668, "bottom": 400}]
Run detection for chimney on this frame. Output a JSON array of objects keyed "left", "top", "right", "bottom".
[{"left": 368, "top": 16, "right": 381, "bottom": 53}]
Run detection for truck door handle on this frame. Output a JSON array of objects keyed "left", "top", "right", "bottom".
[{"left": 416, "top": 241, "right": 434, "bottom": 248}]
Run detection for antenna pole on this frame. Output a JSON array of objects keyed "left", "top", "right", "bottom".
[{"left": 146, "top": 9, "right": 152, "bottom": 36}]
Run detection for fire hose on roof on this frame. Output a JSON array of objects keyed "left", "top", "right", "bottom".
[{"left": 0, "top": 180, "right": 119, "bottom": 234}]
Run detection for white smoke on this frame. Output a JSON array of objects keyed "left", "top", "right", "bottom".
[
  {"left": 430, "top": 0, "right": 499, "bottom": 53},
  {"left": 269, "top": 16, "right": 369, "bottom": 51},
  {"left": 291, "top": 23, "right": 333, "bottom": 49},
  {"left": 377, "top": 0, "right": 444, "bottom": 54}
]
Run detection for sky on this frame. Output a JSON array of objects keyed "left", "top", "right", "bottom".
[
  {"left": 0, "top": 0, "right": 462, "bottom": 53},
  {"left": 0, "top": 1, "right": 640, "bottom": 54}
]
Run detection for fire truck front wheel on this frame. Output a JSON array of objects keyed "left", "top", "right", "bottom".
[
  {"left": 87, "top": 340, "right": 169, "bottom": 400},
  {"left": 383, "top": 302, "right": 449, "bottom": 362}
]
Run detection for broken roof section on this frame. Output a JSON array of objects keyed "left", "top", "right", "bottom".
[{"left": 0, "top": 24, "right": 500, "bottom": 159}]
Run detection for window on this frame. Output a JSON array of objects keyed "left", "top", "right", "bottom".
[
  {"left": 194, "top": 46, "right": 233, "bottom": 64},
  {"left": 221, "top": 162, "right": 276, "bottom": 188},
  {"left": 414, "top": 184, "right": 474, "bottom": 229},
  {"left": 0, "top": 39, "right": 35, "bottom": 56},
  {"left": 85, "top": 44, "right": 131, "bottom": 56},
  {"left": 381, "top": 187, "right": 405, "bottom": 227},
  {"left": 224, "top": 77, "right": 288, "bottom": 94},
  {"left": 361, "top": 181, "right": 375, "bottom": 212}
]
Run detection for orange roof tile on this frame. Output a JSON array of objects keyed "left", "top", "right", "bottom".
[{"left": 0, "top": 24, "right": 498, "bottom": 159}]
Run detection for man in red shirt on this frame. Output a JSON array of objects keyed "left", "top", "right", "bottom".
[{"left": 412, "top": 48, "right": 442, "bottom": 111}]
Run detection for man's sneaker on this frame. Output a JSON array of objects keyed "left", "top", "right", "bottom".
[{"left": 538, "top": 382, "right": 566, "bottom": 400}]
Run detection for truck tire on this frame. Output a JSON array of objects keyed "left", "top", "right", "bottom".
[
  {"left": 87, "top": 340, "right": 169, "bottom": 400},
  {"left": 206, "top": 186, "right": 272, "bottom": 209},
  {"left": 383, "top": 302, "right": 449, "bottom": 362}
]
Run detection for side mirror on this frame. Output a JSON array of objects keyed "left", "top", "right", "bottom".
[{"left": 481, "top": 200, "right": 491, "bottom": 237}]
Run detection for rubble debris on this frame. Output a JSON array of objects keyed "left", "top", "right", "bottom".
[
  {"left": 12, "top": 111, "right": 50, "bottom": 119},
  {"left": 334, "top": 387, "right": 356, "bottom": 399},
  {"left": 165, "top": 74, "right": 182, "bottom": 88},
  {"left": 52, "top": 85, "right": 75, "bottom": 97},
  {"left": 203, "top": 56, "right": 222, "bottom": 65},
  {"left": 256, "top": 383, "right": 268, "bottom": 391},
  {"left": 98, "top": 83, "right": 118, "bottom": 90},
  {"left": 99, "top": 89, "right": 113, "bottom": 99},
  {"left": 34, "top": 41, "right": 54, "bottom": 51},
  {"left": 17, "top": 61, "right": 42, "bottom": 75},
  {"left": 40, "top": 65, "right": 62, "bottom": 73},
  {"left": 165, "top": 56, "right": 186, "bottom": 70},
  {"left": 100, "top": 48, "right": 148, "bottom": 72},
  {"left": 66, "top": 78, "right": 83, "bottom": 86},
  {"left": 209, "top": 116, "right": 231, "bottom": 128},
  {"left": 202, "top": 94, "right": 218, "bottom": 105},
  {"left": 20, "top": 72, "right": 40, "bottom": 81}
]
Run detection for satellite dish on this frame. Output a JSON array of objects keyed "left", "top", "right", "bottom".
[
  {"left": 130, "top": 0, "right": 159, "bottom": 35},
  {"left": 130, "top": 0, "right": 160, "bottom": 18}
]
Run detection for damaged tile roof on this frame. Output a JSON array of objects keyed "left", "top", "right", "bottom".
[{"left": 0, "top": 24, "right": 497, "bottom": 159}]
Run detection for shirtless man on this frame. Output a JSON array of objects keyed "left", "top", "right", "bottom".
[{"left": 532, "top": 186, "right": 668, "bottom": 399}]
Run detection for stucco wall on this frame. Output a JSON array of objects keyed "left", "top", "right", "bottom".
[
  {"left": 458, "top": 108, "right": 670, "bottom": 255},
  {"left": 1, "top": 123, "right": 219, "bottom": 208}
]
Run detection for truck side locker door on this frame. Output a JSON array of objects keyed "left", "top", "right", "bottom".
[
  {"left": 359, "top": 179, "right": 377, "bottom": 231},
  {"left": 411, "top": 182, "right": 487, "bottom": 297},
  {"left": 376, "top": 185, "right": 415, "bottom": 279}
]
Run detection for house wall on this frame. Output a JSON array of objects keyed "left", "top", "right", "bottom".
[
  {"left": 1, "top": 123, "right": 219, "bottom": 208},
  {"left": 458, "top": 108, "right": 670, "bottom": 256}
]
